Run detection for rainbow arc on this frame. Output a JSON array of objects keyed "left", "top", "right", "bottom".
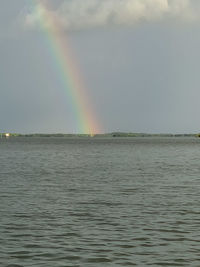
[{"left": 33, "top": 0, "right": 101, "bottom": 135}]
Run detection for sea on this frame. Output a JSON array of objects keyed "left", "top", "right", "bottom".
[{"left": 1, "top": 137, "right": 200, "bottom": 267}]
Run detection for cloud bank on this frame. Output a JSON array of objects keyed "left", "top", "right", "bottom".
[{"left": 25, "top": 0, "right": 199, "bottom": 30}]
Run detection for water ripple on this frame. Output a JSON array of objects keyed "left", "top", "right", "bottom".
[{"left": 1, "top": 137, "right": 200, "bottom": 266}]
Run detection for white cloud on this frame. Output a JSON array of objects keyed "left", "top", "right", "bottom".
[{"left": 25, "top": 0, "right": 200, "bottom": 31}]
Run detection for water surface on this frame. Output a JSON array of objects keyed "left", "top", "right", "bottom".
[{"left": 1, "top": 137, "right": 200, "bottom": 266}]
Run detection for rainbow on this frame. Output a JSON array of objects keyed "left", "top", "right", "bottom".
[{"left": 31, "top": 0, "right": 101, "bottom": 135}]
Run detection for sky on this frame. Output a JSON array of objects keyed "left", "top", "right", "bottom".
[{"left": 1, "top": 0, "right": 200, "bottom": 134}]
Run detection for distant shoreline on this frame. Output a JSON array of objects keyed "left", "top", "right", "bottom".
[{"left": 0, "top": 133, "right": 199, "bottom": 138}]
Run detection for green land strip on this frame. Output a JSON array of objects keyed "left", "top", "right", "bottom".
[{"left": 0, "top": 132, "right": 199, "bottom": 138}]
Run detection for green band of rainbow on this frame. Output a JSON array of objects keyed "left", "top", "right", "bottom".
[{"left": 32, "top": 0, "right": 101, "bottom": 135}]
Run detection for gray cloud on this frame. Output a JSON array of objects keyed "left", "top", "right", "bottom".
[
  {"left": 1, "top": 0, "right": 200, "bottom": 133},
  {"left": 25, "top": 0, "right": 199, "bottom": 31}
]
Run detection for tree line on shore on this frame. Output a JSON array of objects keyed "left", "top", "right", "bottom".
[{"left": 0, "top": 132, "right": 198, "bottom": 138}]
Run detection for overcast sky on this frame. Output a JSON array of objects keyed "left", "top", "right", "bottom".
[{"left": 1, "top": 0, "right": 200, "bottom": 133}]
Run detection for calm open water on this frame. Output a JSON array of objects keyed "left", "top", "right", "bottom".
[{"left": 1, "top": 137, "right": 200, "bottom": 267}]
